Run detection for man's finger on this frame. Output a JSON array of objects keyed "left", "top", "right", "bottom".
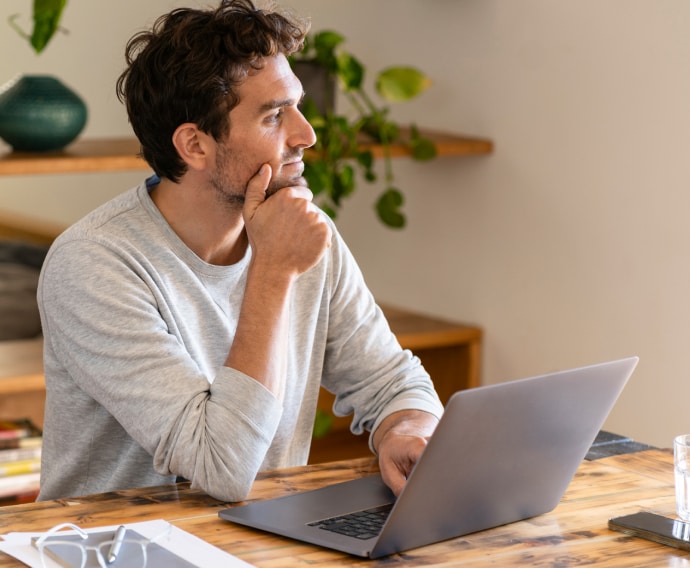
[{"left": 244, "top": 164, "right": 272, "bottom": 220}]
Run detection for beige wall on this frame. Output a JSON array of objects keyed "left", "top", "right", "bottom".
[{"left": 1, "top": 1, "right": 688, "bottom": 447}]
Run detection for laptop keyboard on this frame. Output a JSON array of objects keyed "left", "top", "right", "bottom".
[{"left": 307, "top": 503, "right": 394, "bottom": 540}]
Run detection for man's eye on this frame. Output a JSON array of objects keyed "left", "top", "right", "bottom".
[{"left": 267, "top": 109, "right": 284, "bottom": 123}]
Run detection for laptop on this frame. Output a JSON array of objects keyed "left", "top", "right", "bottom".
[{"left": 219, "top": 356, "right": 638, "bottom": 558}]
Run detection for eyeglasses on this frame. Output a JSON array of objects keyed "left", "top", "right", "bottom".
[{"left": 34, "top": 522, "right": 171, "bottom": 568}]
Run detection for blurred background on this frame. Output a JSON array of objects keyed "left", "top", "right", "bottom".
[{"left": 1, "top": 1, "right": 688, "bottom": 447}]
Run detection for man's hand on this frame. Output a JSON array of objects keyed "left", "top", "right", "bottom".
[
  {"left": 243, "top": 164, "right": 332, "bottom": 278},
  {"left": 372, "top": 410, "right": 439, "bottom": 496}
]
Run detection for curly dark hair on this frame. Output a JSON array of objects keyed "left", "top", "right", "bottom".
[{"left": 115, "top": 0, "right": 309, "bottom": 182}]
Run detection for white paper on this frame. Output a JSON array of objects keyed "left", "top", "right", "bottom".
[{"left": 0, "top": 519, "right": 253, "bottom": 567}]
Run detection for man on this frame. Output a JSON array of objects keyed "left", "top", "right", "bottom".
[{"left": 37, "top": 0, "right": 442, "bottom": 503}]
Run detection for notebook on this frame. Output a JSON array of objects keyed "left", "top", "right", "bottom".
[{"left": 219, "top": 356, "right": 638, "bottom": 558}]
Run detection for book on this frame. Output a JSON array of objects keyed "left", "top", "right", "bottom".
[
  {"left": 0, "top": 472, "right": 40, "bottom": 499},
  {"left": 0, "top": 418, "right": 42, "bottom": 502},
  {"left": 0, "top": 418, "right": 42, "bottom": 451},
  {"left": 0, "top": 457, "right": 41, "bottom": 477},
  {"left": 0, "top": 435, "right": 42, "bottom": 450},
  {"left": 0, "top": 488, "right": 38, "bottom": 506},
  {"left": 0, "top": 419, "right": 41, "bottom": 440},
  {"left": 0, "top": 445, "right": 41, "bottom": 464}
]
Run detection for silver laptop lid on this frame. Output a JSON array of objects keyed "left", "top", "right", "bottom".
[{"left": 371, "top": 356, "right": 639, "bottom": 557}]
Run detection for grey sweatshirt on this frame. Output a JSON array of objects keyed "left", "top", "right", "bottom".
[{"left": 36, "top": 181, "right": 443, "bottom": 502}]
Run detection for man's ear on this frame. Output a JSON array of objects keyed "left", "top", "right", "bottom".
[{"left": 171, "top": 123, "right": 210, "bottom": 171}]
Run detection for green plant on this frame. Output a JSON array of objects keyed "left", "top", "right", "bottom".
[
  {"left": 312, "top": 409, "right": 334, "bottom": 440},
  {"left": 9, "top": 0, "right": 68, "bottom": 54},
  {"left": 291, "top": 30, "right": 437, "bottom": 228}
]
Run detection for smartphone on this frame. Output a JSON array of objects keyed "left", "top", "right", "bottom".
[{"left": 609, "top": 511, "right": 690, "bottom": 552}]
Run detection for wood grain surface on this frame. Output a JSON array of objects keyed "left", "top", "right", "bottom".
[{"left": 0, "top": 450, "right": 684, "bottom": 566}]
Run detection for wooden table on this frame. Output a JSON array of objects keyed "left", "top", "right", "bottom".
[{"left": 0, "top": 449, "right": 684, "bottom": 566}]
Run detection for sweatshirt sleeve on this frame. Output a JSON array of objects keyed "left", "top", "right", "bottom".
[
  {"left": 38, "top": 237, "right": 282, "bottom": 502},
  {"left": 320, "top": 231, "right": 444, "bottom": 444}
]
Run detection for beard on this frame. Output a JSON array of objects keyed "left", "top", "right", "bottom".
[{"left": 209, "top": 142, "right": 306, "bottom": 209}]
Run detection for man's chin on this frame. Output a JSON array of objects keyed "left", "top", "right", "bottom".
[{"left": 266, "top": 175, "right": 308, "bottom": 197}]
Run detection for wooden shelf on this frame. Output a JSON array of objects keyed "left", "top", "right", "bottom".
[
  {"left": 0, "top": 138, "right": 146, "bottom": 176},
  {"left": 0, "top": 131, "right": 493, "bottom": 176},
  {"left": 0, "top": 373, "right": 44, "bottom": 395},
  {"left": 360, "top": 128, "right": 493, "bottom": 159},
  {"left": 0, "top": 209, "right": 64, "bottom": 244},
  {"left": 380, "top": 303, "right": 482, "bottom": 350}
]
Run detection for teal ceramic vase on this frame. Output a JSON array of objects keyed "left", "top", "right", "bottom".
[{"left": 0, "top": 75, "right": 88, "bottom": 152}]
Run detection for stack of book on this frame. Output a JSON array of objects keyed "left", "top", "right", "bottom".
[{"left": 0, "top": 418, "right": 41, "bottom": 505}]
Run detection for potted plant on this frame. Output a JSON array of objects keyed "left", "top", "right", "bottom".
[
  {"left": 0, "top": 0, "right": 87, "bottom": 152},
  {"left": 290, "top": 30, "right": 437, "bottom": 228}
]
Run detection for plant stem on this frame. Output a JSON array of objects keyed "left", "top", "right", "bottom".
[{"left": 7, "top": 14, "right": 30, "bottom": 41}]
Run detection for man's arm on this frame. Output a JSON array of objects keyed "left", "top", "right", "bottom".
[
  {"left": 38, "top": 165, "right": 332, "bottom": 503},
  {"left": 228, "top": 164, "right": 332, "bottom": 399},
  {"left": 314, "top": 229, "right": 443, "bottom": 494},
  {"left": 372, "top": 409, "right": 440, "bottom": 496}
]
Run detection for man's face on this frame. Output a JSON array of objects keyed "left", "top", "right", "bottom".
[{"left": 209, "top": 54, "right": 316, "bottom": 207}]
